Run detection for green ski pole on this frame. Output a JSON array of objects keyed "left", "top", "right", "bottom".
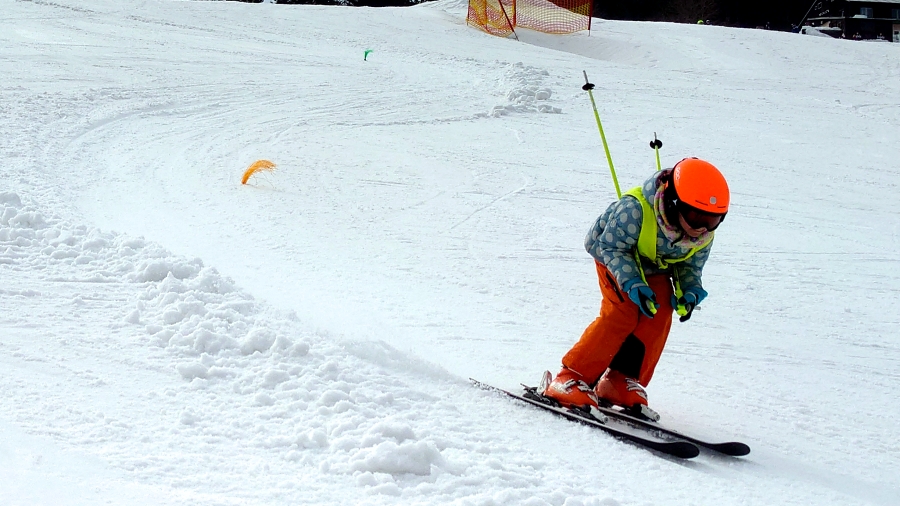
[
  {"left": 582, "top": 71, "right": 621, "bottom": 199},
  {"left": 582, "top": 72, "right": 657, "bottom": 316},
  {"left": 650, "top": 132, "right": 663, "bottom": 172}
]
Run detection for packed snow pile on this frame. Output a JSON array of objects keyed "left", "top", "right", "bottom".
[{"left": 0, "top": 192, "right": 634, "bottom": 504}]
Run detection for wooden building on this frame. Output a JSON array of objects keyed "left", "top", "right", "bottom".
[{"left": 805, "top": 0, "right": 900, "bottom": 41}]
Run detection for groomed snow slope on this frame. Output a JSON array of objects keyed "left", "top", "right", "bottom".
[{"left": 2, "top": 0, "right": 899, "bottom": 504}]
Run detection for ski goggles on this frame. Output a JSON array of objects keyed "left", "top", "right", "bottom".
[{"left": 678, "top": 203, "right": 726, "bottom": 231}]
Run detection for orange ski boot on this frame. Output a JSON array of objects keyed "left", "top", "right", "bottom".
[
  {"left": 541, "top": 368, "right": 599, "bottom": 409},
  {"left": 594, "top": 369, "right": 660, "bottom": 421}
]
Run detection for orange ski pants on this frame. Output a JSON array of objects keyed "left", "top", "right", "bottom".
[{"left": 562, "top": 261, "right": 674, "bottom": 386}]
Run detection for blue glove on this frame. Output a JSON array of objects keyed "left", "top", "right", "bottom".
[
  {"left": 671, "top": 287, "right": 708, "bottom": 322},
  {"left": 624, "top": 281, "right": 657, "bottom": 318},
  {"left": 691, "top": 287, "right": 708, "bottom": 304}
]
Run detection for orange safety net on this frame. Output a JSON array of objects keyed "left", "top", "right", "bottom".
[
  {"left": 467, "top": 0, "right": 591, "bottom": 36},
  {"left": 467, "top": 0, "right": 517, "bottom": 38},
  {"left": 517, "top": 0, "right": 592, "bottom": 34}
]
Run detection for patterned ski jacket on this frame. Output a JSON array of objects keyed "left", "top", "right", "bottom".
[{"left": 584, "top": 171, "right": 711, "bottom": 294}]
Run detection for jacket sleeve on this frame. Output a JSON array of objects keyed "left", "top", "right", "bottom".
[
  {"left": 584, "top": 196, "right": 645, "bottom": 291},
  {"left": 673, "top": 239, "right": 712, "bottom": 295}
]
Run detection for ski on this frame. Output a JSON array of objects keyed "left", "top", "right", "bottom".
[
  {"left": 591, "top": 402, "right": 751, "bottom": 456},
  {"left": 471, "top": 379, "right": 700, "bottom": 459},
  {"left": 517, "top": 383, "right": 749, "bottom": 457}
]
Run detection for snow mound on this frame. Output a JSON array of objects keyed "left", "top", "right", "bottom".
[
  {"left": 4, "top": 192, "right": 621, "bottom": 504},
  {"left": 489, "top": 62, "right": 562, "bottom": 117}
]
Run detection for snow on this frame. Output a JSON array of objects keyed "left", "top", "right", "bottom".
[{"left": 1, "top": 0, "right": 899, "bottom": 504}]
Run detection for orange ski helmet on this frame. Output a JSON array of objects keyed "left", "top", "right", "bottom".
[{"left": 672, "top": 158, "right": 729, "bottom": 214}]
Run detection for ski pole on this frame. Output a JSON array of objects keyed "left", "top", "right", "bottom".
[
  {"left": 582, "top": 72, "right": 656, "bottom": 317},
  {"left": 650, "top": 133, "right": 663, "bottom": 172},
  {"left": 582, "top": 71, "right": 621, "bottom": 198}
]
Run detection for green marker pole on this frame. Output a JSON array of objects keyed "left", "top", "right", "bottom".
[{"left": 364, "top": 49, "right": 373, "bottom": 61}]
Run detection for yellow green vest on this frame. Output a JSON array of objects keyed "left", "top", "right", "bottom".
[{"left": 623, "top": 186, "right": 713, "bottom": 270}]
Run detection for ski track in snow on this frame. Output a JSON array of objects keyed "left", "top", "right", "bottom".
[{"left": 2, "top": 0, "right": 900, "bottom": 504}]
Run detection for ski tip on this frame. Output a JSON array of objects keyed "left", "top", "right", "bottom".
[
  {"left": 709, "top": 441, "right": 751, "bottom": 457},
  {"left": 666, "top": 441, "right": 701, "bottom": 459}
]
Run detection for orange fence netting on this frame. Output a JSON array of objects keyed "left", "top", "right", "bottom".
[{"left": 467, "top": 0, "right": 592, "bottom": 37}]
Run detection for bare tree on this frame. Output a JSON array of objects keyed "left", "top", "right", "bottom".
[{"left": 666, "top": 0, "right": 719, "bottom": 23}]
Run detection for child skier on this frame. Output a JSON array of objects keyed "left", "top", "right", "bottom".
[{"left": 542, "top": 158, "right": 730, "bottom": 418}]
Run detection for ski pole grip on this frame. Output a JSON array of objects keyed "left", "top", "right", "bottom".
[{"left": 582, "top": 70, "right": 595, "bottom": 90}]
